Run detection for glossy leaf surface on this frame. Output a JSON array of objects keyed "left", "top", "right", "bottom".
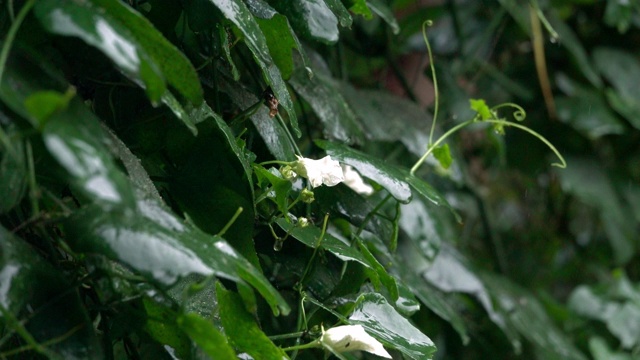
[
  {"left": 217, "top": 283, "right": 290, "bottom": 360},
  {"left": 276, "top": 218, "right": 373, "bottom": 268},
  {"left": 177, "top": 312, "right": 236, "bottom": 359},
  {"left": 349, "top": 293, "right": 436, "bottom": 359},
  {"left": 34, "top": 0, "right": 203, "bottom": 105},
  {"left": 272, "top": 0, "right": 340, "bottom": 44},
  {"left": 0, "top": 227, "right": 101, "bottom": 359}
]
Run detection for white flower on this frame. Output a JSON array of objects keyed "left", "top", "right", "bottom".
[
  {"left": 293, "top": 155, "right": 344, "bottom": 188},
  {"left": 320, "top": 324, "right": 392, "bottom": 359},
  {"left": 342, "top": 165, "right": 374, "bottom": 196}
]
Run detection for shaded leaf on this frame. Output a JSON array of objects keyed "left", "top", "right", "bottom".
[
  {"left": 272, "top": 0, "right": 340, "bottom": 44},
  {"left": 65, "top": 195, "right": 290, "bottom": 316},
  {"left": 555, "top": 74, "right": 624, "bottom": 138},
  {"left": 592, "top": 47, "right": 640, "bottom": 129},
  {"left": 0, "top": 130, "right": 26, "bottom": 214},
  {"left": 143, "top": 298, "right": 191, "bottom": 359},
  {"left": 323, "top": 0, "right": 353, "bottom": 27},
  {"left": 257, "top": 15, "right": 299, "bottom": 80},
  {"left": 254, "top": 165, "right": 292, "bottom": 215},
  {"left": 221, "top": 78, "right": 297, "bottom": 161},
  {"left": 177, "top": 312, "right": 236, "bottom": 359},
  {"left": 482, "top": 273, "right": 588, "bottom": 360},
  {"left": 276, "top": 218, "right": 373, "bottom": 268},
  {"left": 217, "top": 283, "right": 290, "bottom": 359},
  {"left": 0, "top": 226, "right": 101, "bottom": 359},
  {"left": 24, "top": 89, "right": 75, "bottom": 125},
  {"left": 205, "top": 0, "right": 299, "bottom": 135},
  {"left": 367, "top": 0, "right": 400, "bottom": 34},
  {"left": 34, "top": 0, "right": 203, "bottom": 105},
  {"left": 557, "top": 158, "right": 635, "bottom": 264},
  {"left": 337, "top": 83, "right": 431, "bottom": 156},
  {"left": 289, "top": 70, "right": 364, "bottom": 144},
  {"left": 349, "top": 293, "right": 436, "bottom": 359}
]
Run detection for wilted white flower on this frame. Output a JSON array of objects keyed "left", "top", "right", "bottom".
[
  {"left": 320, "top": 324, "right": 391, "bottom": 359},
  {"left": 342, "top": 165, "right": 374, "bottom": 196},
  {"left": 293, "top": 155, "right": 344, "bottom": 188}
]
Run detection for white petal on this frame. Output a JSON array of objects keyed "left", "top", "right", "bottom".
[
  {"left": 321, "top": 325, "right": 392, "bottom": 359},
  {"left": 293, "top": 156, "right": 344, "bottom": 188},
  {"left": 342, "top": 165, "right": 374, "bottom": 195}
]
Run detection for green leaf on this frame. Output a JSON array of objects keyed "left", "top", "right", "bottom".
[
  {"left": 420, "top": 245, "right": 519, "bottom": 347},
  {"left": 317, "top": 140, "right": 412, "bottom": 202},
  {"left": 34, "top": 0, "right": 203, "bottom": 105},
  {"left": 143, "top": 298, "right": 191, "bottom": 359},
  {"left": 592, "top": 47, "right": 640, "bottom": 130},
  {"left": 254, "top": 165, "right": 292, "bottom": 215},
  {"left": 337, "top": 84, "right": 431, "bottom": 156},
  {"left": 161, "top": 91, "right": 198, "bottom": 135},
  {"left": 272, "top": 0, "right": 340, "bottom": 44},
  {"left": 318, "top": 140, "right": 457, "bottom": 215},
  {"left": 221, "top": 82, "right": 297, "bottom": 161},
  {"left": 169, "top": 108, "right": 259, "bottom": 268},
  {"left": 276, "top": 218, "right": 374, "bottom": 268},
  {"left": 349, "top": 293, "right": 436, "bottom": 359},
  {"left": 548, "top": 13, "right": 602, "bottom": 88},
  {"left": 323, "top": 0, "right": 353, "bottom": 27},
  {"left": 217, "top": 283, "right": 290, "bottom": 359},
  {"left": 367, "top": 0, "right": 400, "bottom": 34},
  {"left": 557, "top": 158, "right": 635, "bottom": 264},
  {"left": 555, "top": 74, "right": 624, "bottom": 139},
  {"left": 0, "top": 226, "right": 101, "bottom": 359},
  {"left": 177, "top": 313, "right": 236, "bottom": 359},
  {"left": 65, "top": 195, "right": 290, "bottom": 316},
  {"left": 257, "top": 15, "right": 298, "bottom": 80},
  {"left": 23, "top": 88, "right": 75, "bottom": 125},
  {"left": 345, "top": 0, "right": 373, "bottom": 19},
  {"left": 482, "top": 273, "right": 588, "bottom": 360},
  {"left": 289, "top": 70, "right": 365, "bottom": 144},
  {"left": 432, "top": 144, "right": 452, "bottom": 169},
  {"left": 470, "top": 98, "right": 492, "bottom": 120},
  {"left": 205, "top": 0, "right": 300, "bottom": 136},
  {"left": 0, "top": 130, "right": 26, "bottom": 214},
  {"left": 589, "top": 337, "right": 633, "bottom": 360},
  {"left": 357, "top": 241, "right": 399, "bottom": 302}
]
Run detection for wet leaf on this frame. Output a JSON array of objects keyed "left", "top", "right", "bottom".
[
  {"left": 217, "top": 283, "right": 290, "bottom": 360},
  {"left": 344, "top": 0, "right": 372, "bottom": 19},
  {"left": 289, "top": 70, "right": 364, "bottom": 144},
  {"left": 143, "top": 298, "right": 192, "bottom": 359},
  {"left": 555, "top": 74, "right": 624, "bottom": 138},
  {"left": 272, "top": 0, "right": 340, "bottom": 44},
  {"left": 367, "top": 0, "right": 400, "bottom": 34},
  {"left": 337, "top": 84, "right": 431, "bottom": 156},
  {"left": 323, "top": 0, "right": 353, "bottom": 27},
  {"left": 23, "top": 89, "right": 75, "bottom": 125},
  {"left": 549, "top": 14, "right": 602, "bottom": 88},
  {"left": 34, "top": 0, "right": 203, "bottom": 105},
  {"left": 0, "top": 226, "right": 101, "bottom": 359},
  {"left": 177, "top": 312, "right": 236, "bottom": 359},
  {"left": 0, "top": 131, "right": 26, "bottom": 214},
  {"left": 257, "top": 14, "right": 299, "bottom": 80},
  {"left": 482, "top": 273, "right": 588, "bottom": 360},
  {"left": 557, "top": 158, "right": 635, "bottom": 264},
  {"left": 593, "top": 47, "right": 640, "bottom": 129},
  {"left": 276, "top": 218, "right": 373, "bottom": 268},
  {"left": 204, "top": 0, "right": 299, "bottom": 136},
  {"left": 432, "top": 144, "right": 452, "bottom": 169},
  {"left": 254, "top": 165, "right": 292, "bottom": 215},
  {"left": 221, "top": 79, "right": 297, "bottom": 161},
  {"left": 349, "top": 293, "right": 436, "bottom": 359},
  {"left": 169, "top": 112, "right": 259, "bottom": 268},
  {"left": 65, "top": 196, "right": 290, "bottom": 316},
  {"left": 316, "top": 140, "right": 412, "bottom": 202}
]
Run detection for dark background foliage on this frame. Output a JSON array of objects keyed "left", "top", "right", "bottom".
[{"left": 1, "top": 0, "right": 640, "bottom": 359}]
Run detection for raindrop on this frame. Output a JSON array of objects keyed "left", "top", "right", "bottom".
[{"left": 273, "top": 238, "right": 284, "bottom": 251}]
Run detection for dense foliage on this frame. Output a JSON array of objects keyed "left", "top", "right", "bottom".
[{"left": 1, "top": 0, "right": 640, "bottom": 359}]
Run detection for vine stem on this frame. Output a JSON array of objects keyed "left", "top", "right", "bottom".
[
  {"left": 484, "top": 119, "right": 566, "bottom": 168},
  {"left": 422, "top": 20, "right": 440, "bottom": 147},
  {"left": 282, "top": 339, "right": 321, "bottom": 352},
  {"left": 410, "top": 119, "right": 473, "bottom": 175},
  {"left": 0, "top": 0, "right": 35, "bottom": 85}
]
